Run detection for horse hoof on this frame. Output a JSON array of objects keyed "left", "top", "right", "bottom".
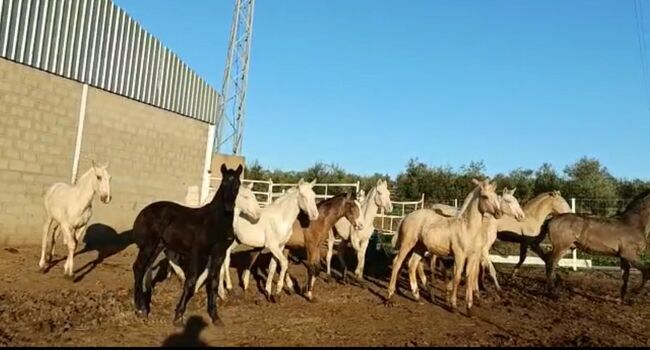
[
  {"left": 173, "top": 316, "right": 185, "bottom": 327},
  {"left": 135, "top": 309, "right": 149, "bottom": 319},
  {"left": 383, "top": 299, "right": 396, "bottom": 308},
  {"left": 64, "top": 273, "right": 75, "bottom": 281},
  {"left": 467, "top": 307, "right": 474, "bottom": 318},
  {"left": 449, "top": 305, "right": 459, "bottom": 314},
  {"left": 270, "top": 294, "right": 281, "bottom": 304}
]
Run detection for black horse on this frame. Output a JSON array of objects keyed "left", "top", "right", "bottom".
[{"left": 131, "top": 164, "right": 243, "bottom": 327}]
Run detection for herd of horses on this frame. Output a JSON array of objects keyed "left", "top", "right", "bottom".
[{"left": 37, "top": 162, "right": 650, "bottom": 327}]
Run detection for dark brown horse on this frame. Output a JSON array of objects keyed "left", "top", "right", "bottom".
[
  {"left": 542, "top": 190, "right": 650, "bottom": 302},
  {"left": 243, "top": 192, "right": 363, "bottom": 301},
  {"left": 131, "top": 164, "right": 242, "bottom": 327}
]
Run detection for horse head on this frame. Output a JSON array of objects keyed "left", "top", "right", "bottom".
[
  {"left": 500, "top": 187, "right": 525, "bottom": 221},
  {"left": 473, "top": 178, "right": 502, "bottom": 219},
  {"left": 343, "top": 192, "right": 364, "bottom": 231},
  {"left": 297, "top": 178, "right": 319, "bottom": 221},
  {"left": 548, "top": 190, "right": 572, "bottom": 215},
  {"left": 219, "top": 164, "right": 243, "bottom": 213},
  {"left": 374, "top": 178, "right": 393, "bottom": 213},
  {"left": 236, "top": 182, "right": 262, "bottom": 221},
  {"left": 91, "top": 160, "right": 112, "bottom": 204}
]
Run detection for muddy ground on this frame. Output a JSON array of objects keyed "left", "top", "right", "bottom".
[{"left": 1, "top": 239, "right": 649, "bottom": 347}]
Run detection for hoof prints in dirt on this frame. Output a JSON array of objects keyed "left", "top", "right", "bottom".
[{"left": 0, "top": 289, "right": 132, "bottom": 346}]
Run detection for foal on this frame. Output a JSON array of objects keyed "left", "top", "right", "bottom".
[
  {"left": 241, "top": 192, "right": 363, "bottom": 301},
  {"left": 39, "top": 161, "right": 112, "bottom": 279},
  {"left": 131, "top": 164, "right": 242, "bottom": 327}
]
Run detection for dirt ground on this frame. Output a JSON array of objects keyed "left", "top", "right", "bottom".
[{"left": 1, "top": 242, "right": 650, "bottom": 347}]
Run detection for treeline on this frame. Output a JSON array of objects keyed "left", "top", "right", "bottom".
[{"left": 245, "top": 156, "right": 650, "bottom": 215}]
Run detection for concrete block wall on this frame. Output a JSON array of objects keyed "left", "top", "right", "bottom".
[{"left": 0, "top": 58, "right": 210, "bottom": 245}]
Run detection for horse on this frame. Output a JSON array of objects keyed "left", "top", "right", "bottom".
[
  {"left": 162, "top": 182, "right": 263, "bottom": 293},
  {"left": 131, "top": 164, "right": 243, "bottom": 327},
  {"left": 237, "top": 192, "right": 364, "bottom": 302},
  {"left": 215, "top": 178, "right": 320, "bottom": 302},
  {"left": 38, "top": 161, "right": 112, "bottom": 280},
  {"left": 494, "top": 190, "right": 572, "bottom": 277},
  {"left": 387, "top": 179, "right": 503, "bottom": 316},
  {"left": 542, "top": 190, "right": 650, "bottom": 302},
  {"left": 325, "top": 178, "right": 394, "bottom": 283},
  {"left": 405, "top": 188, "right": 526, "bottom": 300}
]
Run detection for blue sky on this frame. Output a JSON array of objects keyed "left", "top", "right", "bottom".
[{"left": 114, "top": 0, "right": 650, "bottom": 180}]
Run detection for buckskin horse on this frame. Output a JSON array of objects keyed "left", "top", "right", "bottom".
[
  {"left": 131, "top": 164, "right": 242, "bottom": 327},
  {"left": 542, "top": 189, "right": 650, "bottom": 302}
]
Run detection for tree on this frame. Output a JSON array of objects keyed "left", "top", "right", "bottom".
[
  {"left": 533, "top": 163, "right": 564, "bottom": 194},
  {"left": 563, "top": 157, "right": 618, "bottom": 215}
]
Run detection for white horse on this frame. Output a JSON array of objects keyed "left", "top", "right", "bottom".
[
  {"left": 39, "top": 161, "right": 112, "bottom": 279},
  {"left": 164, "top": 182, "right": 262, "bottom": 292},
  {"left": 220, "top": 178, "right": 320, "bottom": 301},
  {"left": 326, "top": 178, "right": 393, "bottom": 282}
]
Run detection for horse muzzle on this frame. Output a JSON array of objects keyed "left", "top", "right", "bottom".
[
  {"left": 494, "top": 209, "right": 503, "bottom": 219},
  {"left": 309, "top": 211, "right": 319, "bottom": 221},
  {"left": 101, "top": 195, "right": 112, "bottom": 204},
  {"left": 516, "top": 213, "right": 525, "bottom": 222}
]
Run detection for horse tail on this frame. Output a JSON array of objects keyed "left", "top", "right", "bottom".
[{"left": 537, "top": 217, "right": 552, "bottom": 244}]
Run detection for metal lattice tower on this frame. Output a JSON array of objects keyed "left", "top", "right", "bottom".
[{"left": 214, "top": 0, "right": 255, "bottom": 155}]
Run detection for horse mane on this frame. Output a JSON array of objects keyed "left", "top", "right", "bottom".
[
  {"left": 270, "top": 187, "right": 299, "bottom": 207},
  {"left": 522, "top": 192, "right": 554, "bottom": 211},
  {"left": 456, "top": 186, "right": 480, "bottom": 218},
  {"left": 619, "top": 189, "right": 650, "bottom": 216}
]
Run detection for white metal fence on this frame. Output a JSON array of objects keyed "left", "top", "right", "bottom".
[{"left": 0, "top": 0, "right": 219, "bottom": 123}]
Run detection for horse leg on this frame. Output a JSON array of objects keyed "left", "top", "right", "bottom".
[
  {"left": 132, "top": 241, "right": 163, "bottom": 317},
  {"left": 325, "top": 230, "right": 335, "bottom": 281},
  {"left": 206, "top": 250, "right": 226, "bottom": 327},
  {"left": 336, "top": 239, "right": 350, "bottom": 283},
  {"left": 263, "top": 254, "right": 278, "bottom": 301},
  {"left": 173, "top": 250, "right": 205, "bottom": 326},
  {"left": 511, "top": 240, "right": 529, "bottom": 278},
  {"left": 465, "top": 254, "right": 480, "bottom": 317},
  {"left": 448, "top": 250, "right": 466, "bottom": 313},
  {"left": 386, "top": 241, "right": 415, "bottom": 304},
  {"left": 61, "top": 225, "right": 77, "bottom": 280},
  {"left": 417, "top": 259, "right": 427, "bottom": 287},
  {"left": 267, "top": 244, "right": 289, "bottom": 303},
  {"left": 428, "top": 255, "right": 438, "bottom": 302},
  {"left": 242, "top": 249, "right": 263, "bottom": 294},
  {"left": 39, "top": 217, "right": 55, "bottom": 272},
  {"left": 304, "top": 246, "right": 320, "bottom": 302},
  {"left": 623, "top": 252, "right": 650, "bottom": 295},
  {"left": 353, "top": 238, "right": 370, "bottom": 283},
  {"left": 619, "top": 258, "right": 631, "bottom": 303},
  {"left": 545, "top": 246, "right": 568, "bottom": 294},
  {"left": 485, "top": 255, "right": 501, "bottom": 293},
  {"left": 408, "top": 253, "right": 423, "bottom": 302}
]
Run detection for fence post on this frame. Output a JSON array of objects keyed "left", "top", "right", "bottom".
[{"left": 454, "top": 198, "right": 458, "bottom": 208}]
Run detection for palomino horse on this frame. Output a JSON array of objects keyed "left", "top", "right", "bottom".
[
  {"left": 542, "top": 190, "right": 650, "bottom": 302},
  {"left": 325, "top": 178, "right": 393, "bottom": 282},
  {"left": 39, "top": 161, "right": 112, "bottom": 279},
  {"left": 406, "top": 188, "right": 526, "bottom": 299},
  {"left": 217, "top": 179, "right": 320, "bottom": 302},
  {"left": 387, "top": 179, "right": 503, "bottom": 316},
  {"left": 495, "top": 191, "right": 572, "bottom": 277},
  {"left": 131, "top": 164, "right": 242, "bottom": 327},
  {"left": 163, "top": 182, "right": 263, "bottom": 293},
  {"left": 238, "top": 192, "right": 364, "bottom": 301}
]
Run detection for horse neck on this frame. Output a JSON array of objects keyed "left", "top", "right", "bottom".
[
  {"left": 459, "top": 192, "right": 483, "bottom": 235},
  {"left": 271, "top": 189, "right": 302, "bottom": 224},
  {"left": 361, "top": 187, "right": 380, "bottom": 225},
  {"left": 522, "top": 196, "right": 556, "bottom": 228},
  {"left": 620, "top": 203, "right": 650, "bottom": 235},
  {"left": 74, "top": 170, "right": 97, "bottom": 208}
]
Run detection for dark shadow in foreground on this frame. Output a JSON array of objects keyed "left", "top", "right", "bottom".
[{"left": 162, "top": 316, "right": 209, "bottom": 347}]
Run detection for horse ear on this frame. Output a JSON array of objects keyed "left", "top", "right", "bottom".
[
  {"left": 472, "top": 178, "right": 481, "bottom": 186},
  {"left": 235, "top": 164, "right": 243, "bottom": 176},
  {"left": 502, "top": 187, "right": 510, "bottom": 195},
  {"left": 220, "top": 164, "right": 227, "bottom": 175},
  {"left": 310, "top": 178, "right": 317, "bottom": 186},
  {"left": 103, "top": 161, "right": 110, "bottom": 169},
  {"left": 376, "top": 178, "right": 383, "bottom": 186},
  {"left": 298, "top": 178, "right": 305, "bottom": 186},
  {"left": 91, "top": 160, "right": 97, "bottom": 169},
  {"left": 511, "top": 188, "right": 517, "bottom": 195}
]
